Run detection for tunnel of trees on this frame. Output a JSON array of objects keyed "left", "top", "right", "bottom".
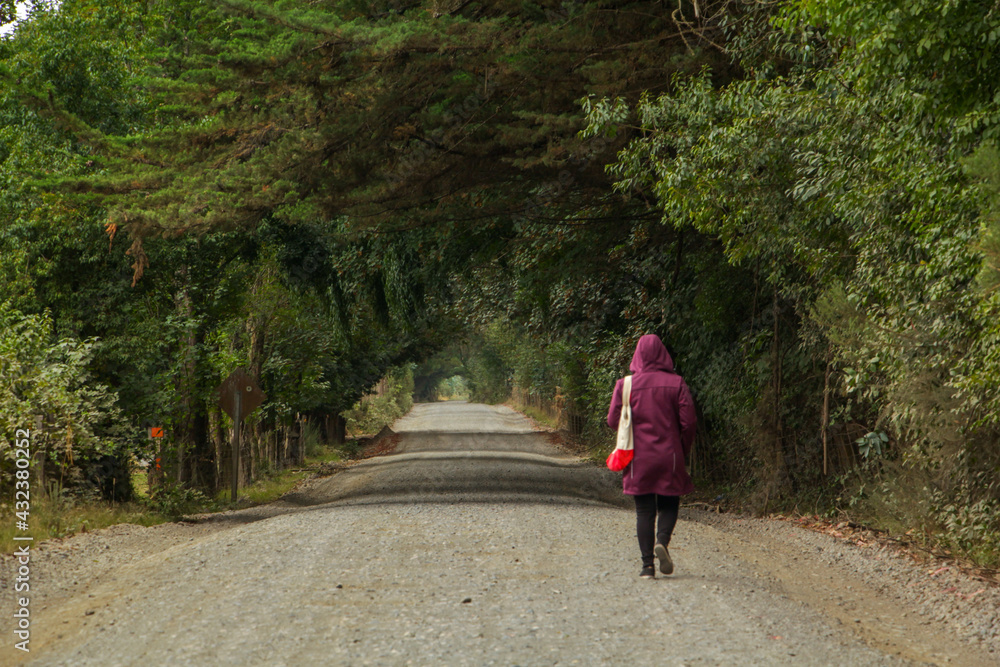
[{"left": 3, "top": 0, "right": 1000, "bottom": 565}]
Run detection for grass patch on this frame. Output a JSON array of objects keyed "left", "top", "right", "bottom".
[
  {"left": 205, "top": 443, "right": 346, "bottom": 505},
  {"left": 1, "top": 445, "right": 347, "bottom": 554},
  {"left": 211, "top": 444, "right": 345, "bottom": 505},
  {"left": 132, "top": 468, "right": 150, "bottom": 499},
  {"left": 216, "top": 469, "right": 310, "bottom": 505},
  {"left": 308, "top": 444, "right": 344, "bottom": 465},
  {"left": 0, "top": 495, "right": 170, "bottom": 554},
  {"left": 510, "top": 402, "right": 561, "bottom": 430},
  {"left": 335, "top": 437, "right": 366, "bottom": 460}
]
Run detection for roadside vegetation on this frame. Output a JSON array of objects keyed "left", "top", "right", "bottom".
[
  {"left": 2, "top": 0, "right": 999, "bottom": 567},
  {"left": 0, "top": 346, "right": 408, "bottom": 554},
  {"left": 342, "top": 365, "right": 415, "bottom": 437},
  {"left": 0, "top": 437, "right": 348, "bottom": 554}
]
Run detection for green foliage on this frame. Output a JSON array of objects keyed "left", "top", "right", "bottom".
[
  {"left": 0, "top": 303, "right": 129, "bottom": 495},
  {"left": 144, "top": 484, "right": 211, "bottom": 520},
  {"left": 1, "top": 0, "right": 149, "bottom": 135},
  {"left": 855, "top": 431, "right": 887, "bottom": 461},
  {"left": 31, "top": 0, "right": 730, "bottom": 237},
  {"left": 783, "top": 0, "right": 1000, "bottom": 134},
  {"left": 579, "top": 0, "right": 1000, "bottom": 561},
  {"left": 435, "top": 375, "right": 469, "bottom": 400},
  {"left": 964, "top": 144, "right": 1000, "bottom": 295},
  {"left": 413, "top": 350, "right": 468, "bottom": 401},
  {"left": 0, "top": 0, "right": 464, "bottom": 499},
  {"left": 299, "top": 420, "right": 326, "bottom": 458},
  {"left": 342, "top": 365, "right": 415, "bottom": 436},
  {"left": 0, "top": 0, "right": 15, "bottom": 26}
]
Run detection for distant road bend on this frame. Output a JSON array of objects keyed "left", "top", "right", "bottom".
[{"left": 5, "top": 401, "right": 997, "bottom": 666}]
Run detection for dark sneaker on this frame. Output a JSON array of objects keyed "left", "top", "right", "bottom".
[
  {"left": 654, "top": 543, "right": 674, "bottom": 575},
  {"left": 640, "top": 565, "right": 656, "bottom": 579}
]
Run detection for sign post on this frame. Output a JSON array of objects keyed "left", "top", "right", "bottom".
[
  {"left": 216, "top": 369, "right": 265, "bottom": 504},
  {"left": 232, "top": 390, "right": 241, "bottom": 504}
]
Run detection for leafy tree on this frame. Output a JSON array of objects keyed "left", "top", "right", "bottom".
[{"left": 0, "top": 304, "right": 130, "bottom": 499}]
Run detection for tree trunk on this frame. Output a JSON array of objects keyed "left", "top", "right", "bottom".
[
  {"left": 187, "top": 408, "right": 215, "bottom": 490},
  {"left": 245, "top": 308, "right": 267, "bottom": 485},
  {"left": 297, "top": 415, "right": 305, "bottom": 465},
  {"left": 171, "top": 262, "right": 216, "bottom": 492},
  {"left": 173, "top": 263, "right": 195, "bottom": 486},
  {"left": 210, "top": 407, "right": 226, "bottom": 492},
  {"left": 280, "top": 425, "right": 289, "bottom": 466},
  {"left": 771, "top": 287, "right": 795, "bottom": 470},
  {"left": 822, "top": 353, "right": 832, "bottom": 476}
]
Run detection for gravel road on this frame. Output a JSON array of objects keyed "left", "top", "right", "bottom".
[{"left": 2, "top": 401, "right": 998, "bottom": 666}]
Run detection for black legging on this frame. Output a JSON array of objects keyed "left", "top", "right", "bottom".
[{"left": 634, "top": 494, "right": 680, "bottom": 566}]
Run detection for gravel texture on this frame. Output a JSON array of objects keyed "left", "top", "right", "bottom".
[{"left": 2, "top": 401, "right": 997, "bottom": 666}]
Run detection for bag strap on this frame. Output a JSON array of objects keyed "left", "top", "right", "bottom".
[{"left": 622, "top": 375, "right": 632, "bottom": 407}]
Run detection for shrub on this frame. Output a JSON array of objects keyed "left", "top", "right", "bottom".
[
  {"left": 0, "top": 303, "right": 131, "bottom": 499},
  {"left": 342, "top": 364, "right": 414, "bottom": 436}
]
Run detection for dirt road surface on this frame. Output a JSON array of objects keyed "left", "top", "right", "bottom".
[{"left": 2, "top": 402, "right": 998, "bottom": 665}]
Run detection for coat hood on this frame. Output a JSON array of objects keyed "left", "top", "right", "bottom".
[{"left": 629, "top": 334, "right": 674, "bottom": 373}]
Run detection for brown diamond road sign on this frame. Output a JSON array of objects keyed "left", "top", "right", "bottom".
[{"left": 216, "top": 368, "right": 266, "bottom": 422}]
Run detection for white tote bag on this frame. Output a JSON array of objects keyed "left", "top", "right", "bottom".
[{"left": 606, "top": 375, "right": 634, "bottom": 471}]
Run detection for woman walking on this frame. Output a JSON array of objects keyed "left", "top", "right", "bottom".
[{"left": 607, "top": 334, "right": 696, "bottom": 579}]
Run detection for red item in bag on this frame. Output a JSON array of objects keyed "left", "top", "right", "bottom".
[
  {"left": 607, "top": 375, "right": 634, "bottom": 472},
  {"left": 606, "top": 447, "right": 633, "bottom": 471}
]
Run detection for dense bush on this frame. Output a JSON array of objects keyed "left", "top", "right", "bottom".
[
  {"left": 342, "top": 365, "right": 415, "bottom": 436},
  {"left": 0, "top": 303, "right": 133, "bottom": 500}
]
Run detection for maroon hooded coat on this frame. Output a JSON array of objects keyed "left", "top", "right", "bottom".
[{"left": 606, "top": 334, "right": 696, "bottom": 496}]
